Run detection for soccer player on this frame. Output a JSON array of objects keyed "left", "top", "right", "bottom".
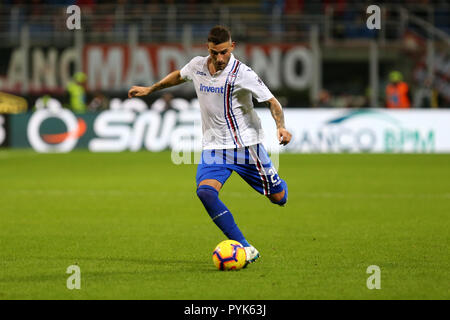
[{"left": 128, "top": 26, "right": 291, "bottom": 266}]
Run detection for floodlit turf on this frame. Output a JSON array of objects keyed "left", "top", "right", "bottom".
[{"left": 0, "top": 150, "right": 449, "bottom": 300}]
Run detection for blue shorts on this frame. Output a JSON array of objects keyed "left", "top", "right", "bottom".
[{"left": 196, "top": 144, "right": 284, "bottom": 196}]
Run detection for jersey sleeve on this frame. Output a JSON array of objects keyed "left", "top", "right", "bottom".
[
  {"left": 241, "top": 68, "right": 274, "bottom": 102},
  {"left": 180, "top": 57, "right": 199, "bottom": 81}
]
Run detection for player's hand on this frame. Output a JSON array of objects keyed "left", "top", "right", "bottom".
[
  {"left": 277, "top": 128, "right": 292, "bottom": 146},
  {"left": 128, "top": 86, "right": 151, "bottom": 98}
]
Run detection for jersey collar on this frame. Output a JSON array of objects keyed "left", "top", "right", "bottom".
[
  {"left": 205, "top": 53, "right": 236, "bottom": 76},
  {"left": 224, "top": 53, "right": 236, "bottom": 72}
]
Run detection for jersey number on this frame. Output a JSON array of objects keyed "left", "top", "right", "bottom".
[{"left": 267, "top": 167, "right": 279, "bottom": 185}]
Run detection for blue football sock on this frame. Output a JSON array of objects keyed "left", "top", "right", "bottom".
[{"left": 196, "top": 185, "right": 250, "bottom": 247}]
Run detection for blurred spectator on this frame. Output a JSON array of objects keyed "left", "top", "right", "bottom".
[
  {"left": 67, "top": 72, "right": 87, "bottom": 113},
  {"left": 151, "top": 93, "right": 176, "bottom": 112},
  {"left": 88, "top": 92, "right": 109, "bottom": 112},
  {"left": 34, "top": 94, "right": 62, "bottom": 112},
  {"left": 317, "top": 89, "right": 332, "bottom": 108},
  {"left": 413, "top": 78, "right": 439, "bottom": 108},
  {"left": 150, "top": 93, "right": 189, "bottom": 112},
  {"left": 283, "top": 0, "right": 302, "bottom": 15},
  {"left": 385, "top": 71, "right": 411, "bottom": 108}
]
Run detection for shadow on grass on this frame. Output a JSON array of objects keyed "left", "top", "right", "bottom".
[
  {"left": 0, "top": 255, "right": 218, "bottom": 284},
  {"left": 62, "top": 255, "right": 214, "bottom": 270}
]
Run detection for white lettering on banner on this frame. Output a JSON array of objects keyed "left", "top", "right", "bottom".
[
  {"left": 0, "top": 45, "right": 313, "bottom": 93},
  {"left": 121, "top": 98, "right": 148, "bottom": 113},
  {"left": 357, "top": 129, "right": 377, "bottom": 152},
  {"left": 283, "top": 47, "right": 312, "bottom": 89},
  {"left": 250, "top": 47, "right": 282, "bottom": 89},
  {"left": 272, "top": 109, "right": 443, "bottom": 153},
  {"left": 125, "top": 48, "right": 154, "bottom": 88},
  {"left": 89, "top": 110, "right": 136, "bottom": 152},
  {"left": 89, "top": 109, "right": 201, "bottom": 153},
  {"left": 21, "top": 103, "right": 450, "bottom": 154},
  {"left": 10, "top": 47, "right": 77, "bottom": 92},
  {"left": 31, "top": 48, "right": 58, "bottom": 91},
  {"left": 291, "top": 127, "right": 378, "bottom": 153},
  {"left": 6, "top": 49, "right": 27, "bottom": 92},
  {"left": 59, "top": 48, "right": 79, "bottom": 88},
  {"left": 158, "top": 48, "right": 186, "bottom": 80},
  {"left": 129, "top": 110, "right": 177, "bottom": 152},
  {"left": 88, "top": 108, "right": 444, "bottom": 154},
  {"left": 87, "top": 46, "right": 124, "bottom": 90}
]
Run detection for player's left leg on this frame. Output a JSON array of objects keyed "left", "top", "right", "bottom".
[
  {"left": 226, "top": 144, "right": 287, "bottom": 266},
  {"left": 233, "top": 144, "right": 288, "bottom": 207},
  {"left": 267, "top": 178, "right": 288, "bottom": 206}
]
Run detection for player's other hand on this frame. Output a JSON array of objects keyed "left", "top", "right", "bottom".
[
  {"left": 277, "top": 128, "right": 292, "bottom": 146},
  {"left": 128, "top": 86, "right": 151, "bottom": 98}
]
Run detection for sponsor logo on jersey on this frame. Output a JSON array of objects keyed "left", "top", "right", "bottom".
[
  {"left": 199, "top": 83, "right": 224, "bottom": 94},
  {"left": 196, "top": 71, "right": 207, "bottom": 76}
]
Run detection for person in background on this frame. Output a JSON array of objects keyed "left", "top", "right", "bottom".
[
  {"left": 88, "top": 91, "right": 109, "bottom": 112},
  {"left": 413, "top": 77, "right": 439, "bottom": 108},
  {"left": 317, "top": 89, "right": 332, "bottom": 108},
  {"left": 150, "top": 92, "right": 177, "bottom": 112},
  {"left": 150, "top": 92, "right": 190, "bottom": 112},
  {"left": 67, "top": 72, "right": 87, "bottom": 113},
  {"left": 385, "top": 71, "right": 411, "bottom": 109},
  {"left": 34, "top": 94, "right": 62, "bottom": 112}
]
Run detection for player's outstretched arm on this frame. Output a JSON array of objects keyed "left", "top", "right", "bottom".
[
  {"left": 263, "top": 97, "right": 292, "bottom": 146},
  {"left": 128, "top": 70, "right": 186, "bottom": 98}
]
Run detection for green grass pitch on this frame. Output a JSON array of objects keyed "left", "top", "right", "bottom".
[{"left": 0, "top": 150, "right": 448, "bottom": 299}]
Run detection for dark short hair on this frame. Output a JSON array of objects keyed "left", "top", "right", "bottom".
[{"left": 208, "top": 25, "right": 231, "bottom": 44}]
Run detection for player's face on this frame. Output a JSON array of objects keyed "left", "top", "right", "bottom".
[{"left": 208, "top": 41, "right": 235, "bottom": 71}]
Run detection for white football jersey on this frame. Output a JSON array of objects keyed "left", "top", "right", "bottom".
[{"left": 180, "top": 54, "right": 274, "bottom": 150}]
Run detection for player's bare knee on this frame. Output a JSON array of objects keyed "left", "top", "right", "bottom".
[
  {"left": 268, "top": 189, "right": 287, "bottom": 206},
  {"left": 196, "top": 184, "right": 220, "bottom": 203},
  {"left": 268, "top": 192, "right": 283, "bottom": 202}
]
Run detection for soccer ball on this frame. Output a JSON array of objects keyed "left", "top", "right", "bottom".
[{"left": 212, "top": 240, "right": 247, "bottom": 271}]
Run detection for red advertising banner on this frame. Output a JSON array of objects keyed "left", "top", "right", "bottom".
[{"left": 0, "top": 44, "right": 312, "bottom": 94}]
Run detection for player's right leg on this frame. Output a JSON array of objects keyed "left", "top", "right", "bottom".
[{"left": 196, "top": 150, "right": 251, "bottom": 248}]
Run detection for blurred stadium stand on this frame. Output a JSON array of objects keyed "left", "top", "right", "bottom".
[
  {"left": 1, "top": 0, "right": 448, "bottom": 45},
  {"left": 0, "top": 0, "right": 448, "bottom": 109}
]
